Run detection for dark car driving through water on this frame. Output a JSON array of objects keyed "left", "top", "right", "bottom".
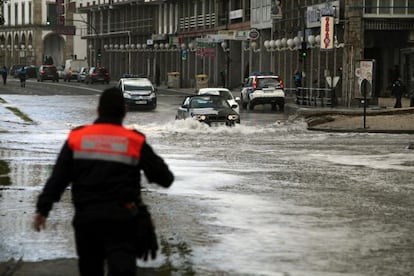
[{"left": 176, "top": 95, "right": 240, "bottom": 126}]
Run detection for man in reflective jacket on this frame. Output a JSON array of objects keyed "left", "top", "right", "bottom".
[{"left": 33, "top": 87, "right": 174, "bottom": 276}]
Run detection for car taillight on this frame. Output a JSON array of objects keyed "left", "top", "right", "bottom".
[
  {"left": 92, "top": 73, "right": 97, "bottom": 76},
  {"left": 253, "top": 78, "right": 257, "bottom": 89},
  {"left": 279, "top": 79, "right": 284, "bottom": 89}
]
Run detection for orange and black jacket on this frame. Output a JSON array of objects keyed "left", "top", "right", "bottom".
[{"left": 36, "top": 117, "right": 174, "bottom": 217}]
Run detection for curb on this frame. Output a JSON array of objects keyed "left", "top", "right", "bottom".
[{"left": 307, "top": 127, "right": 414, "bottom": 134}]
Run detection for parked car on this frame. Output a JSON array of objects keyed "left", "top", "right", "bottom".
[
  {"left": 77, "top": 67, "right": 89, "bottom": 82},
  {"left": 117, "top": 77, "right": 157, "bottom": 110},
  {"left": 10, "top": 64, "right": 25, "bottom": 78},
  {"left": 56, "top": 65, "right": 65, "bottom": 79},
  {"left": 176, "top": 95, "right": 239, "bottom": 127},
  {"left": 85, "top": 66, "right": 110, "bottom": 84},
  {"left": 15, "top": 65, "right": 37, "bottom": 79},
  {"left": 37, "top": 65, "right": 59, "bottom": 82},
  {"left": 197, "top": 87, "right": 240, "bottom": 116},
  {"left": 240, "top": 72, "right": 285, "bottom": 111},
  {"left": 63, "top": 59, "right": 88, "bottom": 82}
]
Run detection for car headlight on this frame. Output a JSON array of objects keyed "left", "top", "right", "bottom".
[
  {"left": 192, "top": 114, "right": 206, "bottom": 121},
  {"left": 227, "top": 114, "right": 239, "bottom": 121},
  {"left": 123, "top": 93, "right": 132, "bottom": 99},
  {"left": 149, "top": 92, "right": 156, "bottom": 99}
]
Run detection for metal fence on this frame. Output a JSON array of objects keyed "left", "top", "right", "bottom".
[{"left": 293, "top": 87, "right": 334, "bottom": 107}]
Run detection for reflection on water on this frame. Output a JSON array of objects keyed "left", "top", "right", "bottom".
[
  {"left": 1, "top": 94, "right": 414, "bottom": 275},
  {"left": 0, "top": 160, "right": 11, "bottom": 185},
  {"left": 0, "top": 149, "right": 53, "bottom": 187}
]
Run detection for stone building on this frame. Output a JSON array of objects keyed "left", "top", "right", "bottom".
[
  {"left": 0, "top": 0, "right": 86, "bottom": 69},
  {"left": 31, "top": 0, "right": 414, "bottom": 106}
]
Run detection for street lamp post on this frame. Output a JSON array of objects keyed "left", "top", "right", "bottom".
[{"left": 221, "top": 41, "right": 230, "bottom": 88}]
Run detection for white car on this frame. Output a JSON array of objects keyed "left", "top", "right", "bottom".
[
  {"left": 117, "top": 77, "right": 157, "bottom": 110},
  {"left": 240, "top": 73, "right": 285, "bottom": 111},
  {"left": 197, "top": 87, "right": 240, "bottom": 115}
]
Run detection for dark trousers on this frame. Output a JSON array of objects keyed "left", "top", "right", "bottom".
[
  {"left": 73, "top": 220, "right": 137, "bottom": 276},
  {"left": 394, "top": 94, "right": 402, "bottom": 108}
]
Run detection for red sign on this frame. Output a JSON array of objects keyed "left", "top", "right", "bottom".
[
  {"left": 196, "top": 48, "right": 216, "bottom": 58},
  {"left": 56, "top": 0, "right": 65, "bottom": 25},
  {"left": 320, "top": 16, "right": 334, "bottom": 50},
  {"left": 56, "top": 25, "right": 76, "bottom": 35}
]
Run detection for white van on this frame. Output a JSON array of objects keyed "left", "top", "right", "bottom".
[{"left": 63, "top": 59, "right": 88, "bottom": 82}]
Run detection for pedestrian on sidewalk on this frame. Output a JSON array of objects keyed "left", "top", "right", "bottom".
[
  {"left": 18, "top": 67, "right": 27, "bottom": 87},
  {"left": 391, "top": 77, "right": 405, "bottom": 108},
  {"left": 33, "top": 87, "right": 174, "bottom": 276},
  {"left": 1, "top": 66, "right": 7, "bottom": 85}
]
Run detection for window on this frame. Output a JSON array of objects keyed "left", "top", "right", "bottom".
[
  {"left": 378, "top": 0, "right": 391, "bottom": 14},
  {"left": 364, "top": 0, "right": 413, "bottom": 16},
  {"left": 47, "top": 3, "right": 56, "bottom": 25},
  {"left": 28, "top": 2, "right": 32, "bottom": 24},
  {"left": 22, "top": 3, "right": 25, "bottom": 25},
  {"left": 7, "top": 4, "right": 10, "bottom": 26},
  {"left": 364, "top": 0, "right": 377, "bottom": 14},
  {"left": 14, "top": 3, "right": 17, "bottom": 25}
]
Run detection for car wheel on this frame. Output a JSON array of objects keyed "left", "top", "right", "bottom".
[
  {"left": 271, "top": 103, "right": 277, "bottom": 111},
  {"left": 241, "top": 98, "right": 248, "bottom": 109},
  {"left": 278, "top": 103, "right": 285, "bottom": 111},
  {"left": 248, "top": 101, "right": 254, "bottom": 110}
]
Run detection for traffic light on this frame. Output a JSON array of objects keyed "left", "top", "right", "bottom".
[
  {"left": 299, "top": 48, "right": 308, "bottom": 58},
  {"left": 46, "top": 17, "right": 51, "bottom": 26},
  {"left": 96, "top": 49, "right": 102, "bottom": 58},
  {"left": 299, "top": 41, "right": 308, "bottom": 60}
]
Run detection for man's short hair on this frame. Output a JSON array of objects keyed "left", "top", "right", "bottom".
[{"left": 98, "top": 87, "right": 125, "bottom": 118}]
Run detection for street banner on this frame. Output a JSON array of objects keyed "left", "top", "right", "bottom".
[
  {"left": 354, "top": 59, "right": 376, "bottom": 99},
  {"left": 320, "top": 16, "right": 334, "bottom": 50}
]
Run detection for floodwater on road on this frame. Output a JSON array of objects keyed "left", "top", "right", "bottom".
[{"left": 0, "top": 94, "right": 414, "bottom": 275}]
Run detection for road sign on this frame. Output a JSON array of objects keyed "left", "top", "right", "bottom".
[
  {"left": 55, "top": 25, "right": 76, "bottom": 35},
  {"left": 326, "top": 76, "right": 340, "bottom": 88},
  {"left": 248, "top": 28, "right": 260, "bottom": 40}
]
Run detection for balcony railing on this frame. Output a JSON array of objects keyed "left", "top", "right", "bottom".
[{"left": 179, "top": 13, "right": 216, "bottom": 30}]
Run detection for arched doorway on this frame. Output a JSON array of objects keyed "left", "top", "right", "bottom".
[{"left": 43, "top": 33, "right": 64, "bottom": 66}]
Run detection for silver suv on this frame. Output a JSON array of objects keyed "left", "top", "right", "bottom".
[{"left": 240, "top": 73, "right": 285, "bottom": 111}]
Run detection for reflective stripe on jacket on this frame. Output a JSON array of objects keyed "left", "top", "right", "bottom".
[{"left": 68, "top": 123, "right": 145, "bottom": 166}]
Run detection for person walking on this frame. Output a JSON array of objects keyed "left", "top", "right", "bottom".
[
  {"left": 18, "top": 66, "right": 27, "bottom": 87},
  {"left": 391, "top": 78, "right": 405, "bottom": 108},
  {"left": 33, "top": 87, "right": 174, "bottom": 276},
  {"left": 1, "top": 66, "right": 7, "bottom": 85}
]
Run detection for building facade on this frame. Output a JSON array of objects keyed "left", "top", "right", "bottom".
[
  {"left": 38, "top": 0, "right": 414, "bottom": 106},
  {"left": 0, "top": 0, "right": 86, "bottom": 68}
]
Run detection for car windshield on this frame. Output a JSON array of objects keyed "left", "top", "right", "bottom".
[
  {"left": 124, "top": 84, "right": 152, "bottom": 91},
  {"left": 43, "top": 67, "right": 56, "bottom": 72},
  {"left": 190, "top": 97, "right": 229, "bottom": 108},
  {"left": 201, "top": 90, "right": 233, "bottom": 100},
  {"left": 257, "top": 78, "right": 280, "bottom": 88}
]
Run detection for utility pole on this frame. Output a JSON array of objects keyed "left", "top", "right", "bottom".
[{"left": 295, "top": 0, "right": 308, "bottom": 88}]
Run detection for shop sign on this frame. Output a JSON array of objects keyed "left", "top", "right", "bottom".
[
  {"left": 229, "top": 9, "right": 243, "bottom": 20},
  {"left": 307, "top": 0, "right": 339, "bottom": 28},
  {"left": 56, "top": 25, "right": 76, "bottom": 35},
  {"left": 248, "top": 28, "right": 260, "bottom": 40},
  {"left": 196, "top": 48, "right": 216, "bottom": 58},
  {"left": 320, "top": 16, "right": 334, "bottom": 50}
]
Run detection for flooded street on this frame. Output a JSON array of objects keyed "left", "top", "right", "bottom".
[{"left": 1, "top": 91, "right": 414, "bottom": 275}]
